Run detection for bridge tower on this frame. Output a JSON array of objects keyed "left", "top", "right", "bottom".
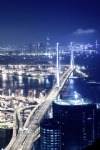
[
  {"left": 56, "top": 43, "right": 60, "bottom": 87},
  {"left": 70, "top": 42, "right": 74, "bottom": 69}
]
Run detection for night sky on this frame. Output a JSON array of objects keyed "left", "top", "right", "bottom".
[{"left": 0, "top": 0, "right": 100, "bottom": 46}]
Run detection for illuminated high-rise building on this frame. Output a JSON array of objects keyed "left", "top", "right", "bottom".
[
  {"left": 53, "top": 99, "right": 97, "bottom": 150},
  {"left": 40, "top": 118, "right": 61, "bottom": 150},
  {"left": 46, "top": 33, "right": 50, "bottom": 53}
]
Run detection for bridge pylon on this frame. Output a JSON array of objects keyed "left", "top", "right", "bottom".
[
  {"left": 56, "top": 43, "right": 60, "bottom": 88},
  {"left": 70, "top": 42, "right": 74, "bottom": 69}
]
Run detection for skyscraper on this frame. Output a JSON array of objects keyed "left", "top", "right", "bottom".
[
  {"left": 40, "top": 118, "right": 61, "bottom": 150},
  {"left": 46, "top": 33, "right": 50, "bottom": 54},
  {"left": 29, "top": 43, "right": 33, "bottom": 53},
  {"left": 53, "top": 99, "right": 97, "bottom": 150}
]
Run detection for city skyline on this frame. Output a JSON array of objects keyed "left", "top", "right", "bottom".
[{"left": 0, "top": 0, "right": 100, "bottom": 46}]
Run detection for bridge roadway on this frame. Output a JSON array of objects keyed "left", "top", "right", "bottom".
[{"left": 5, "top": 66, "right": 75, "bottom": 150}]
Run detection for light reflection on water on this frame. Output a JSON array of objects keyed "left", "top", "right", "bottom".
[{"left": 0, "top": 73, "right": 54, "bottom": 98}]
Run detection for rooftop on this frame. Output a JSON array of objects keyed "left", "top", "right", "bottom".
[{"left": 54, "top": 97, "right": 92, "bottom": 106}]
